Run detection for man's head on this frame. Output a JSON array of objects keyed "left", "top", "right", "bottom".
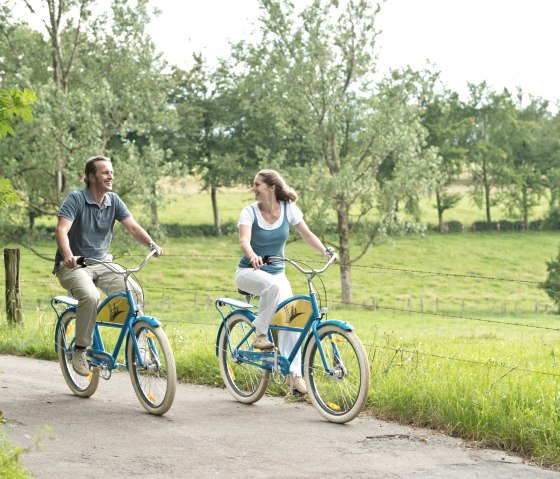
[{"left": 84, "top": 156, "right": 113, "bottom": 191}]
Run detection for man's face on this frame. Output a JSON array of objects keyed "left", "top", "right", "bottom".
[{"left": 90, "top": 160, "right": 114, "bottom": 192}]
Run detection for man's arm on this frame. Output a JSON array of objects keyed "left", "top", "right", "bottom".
[
  {"left": 55, "top": 216, "right": 80, "bottom": 268},
  {"left": 120, "top": 216, "right": 163, "bottom": 256}
]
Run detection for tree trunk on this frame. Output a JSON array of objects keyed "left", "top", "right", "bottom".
[
  {"left": 522, "top": 184, "right": 528, "bottom": 231},
  {"left": 482, "top": 159, "right": 492, "bottom": 223},
  {"left": 211, "top": 185, "right": 222, "bottom": 236},
  {"left": 337, "top": 203, "right": 352, "bottom": 304},
  {"left": 150, "top": 183, "right": 159, "bottom": 226},
  {"left": 435, "top": 189, "right": 444, "bottom": 232},
  {"left": 4, "top": 249, "right": 23, "bottom": 325}
]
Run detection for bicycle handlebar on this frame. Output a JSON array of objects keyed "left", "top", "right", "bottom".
[
  {"left": 263, "top": 249, "right": 337, "bottom": 276},
  {"left": 76, "top": 249, "right": 157, "bottom": 274}
]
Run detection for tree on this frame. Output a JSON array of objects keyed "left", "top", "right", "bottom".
[
  {"left": 167, "top": 58, "right": 246, "bottom": 235},
  {"left": 0, "top": 0, "right": 177, "bottom": 247},
  {"left": 233, "top": 0, "right": 438, "bottom": 302},
  {"left": 418, "top": 73, "right": 468, "bottom": 231},
  {"left": 499, "top": 92, "right": 549, "bottom": 230},
  {"left": 464, "top": 83, "right": 516, "bottom": 223}
]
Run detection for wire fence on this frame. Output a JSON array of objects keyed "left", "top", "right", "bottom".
[{"left": 1, "top": 250, "right": 559, "bottom": 380}]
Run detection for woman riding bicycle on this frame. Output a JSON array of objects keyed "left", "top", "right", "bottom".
[{"left": 235, "top": 169, "right": 331, "bottom": 395}]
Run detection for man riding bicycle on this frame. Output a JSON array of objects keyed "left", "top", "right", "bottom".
[{"left": 53, "top": 155, "right": 162, "bottom": 376}]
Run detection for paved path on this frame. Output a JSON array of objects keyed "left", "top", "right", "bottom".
[{"left": 1, "top": 354, "right": 559, "bottom": 479}]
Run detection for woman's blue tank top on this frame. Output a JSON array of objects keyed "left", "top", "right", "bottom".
[{"left": 238, "top": 202, "right": 289, "bottom": 275}]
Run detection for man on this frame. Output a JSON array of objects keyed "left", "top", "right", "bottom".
[{"left": 54, "top": 155, "right": 162, "bottom": 376}]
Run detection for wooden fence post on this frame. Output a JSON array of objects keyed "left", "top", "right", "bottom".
[{"left": 4, "top": 248, "right": 23, "bottom": 324}]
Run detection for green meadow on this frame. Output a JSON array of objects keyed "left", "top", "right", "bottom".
[{"left": 2, "top": 182, "right": 560, "bottom": 468}]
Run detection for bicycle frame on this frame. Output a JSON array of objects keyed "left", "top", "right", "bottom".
[
  {"left": 215, "top": 253, "right": 352, "bottom": 376},
  {"left": 51, "top": 250, "right": 161, "bottom": 374}
]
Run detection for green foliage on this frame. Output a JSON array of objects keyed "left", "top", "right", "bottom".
[
  {"left": 0, "top": 178, "right": 20, "bottom": 208},
  {"left": 0, "top": 432, "right": 31, "bottom": 479},
  {"left": 0, "top": 87, "right": 37, "bottom": 138},
  {"left": 540, "top": 245, "right": 560, "bottom": 312}
]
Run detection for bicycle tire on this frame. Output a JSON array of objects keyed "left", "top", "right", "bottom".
[
  {"left": 127, "top": 320, "right": 177, "bottom": 415},
  {"left": 218, "top": 313, "right": 270, "bottom": 404},
  {"left": 56, "top": 310, "right": 100, "bottom": 398},
  {"left": 304, "top": 324, "right": 370, "bottom": 423}
]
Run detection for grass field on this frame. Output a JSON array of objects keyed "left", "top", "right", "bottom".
[{"left": 2, "top": 181, "right": 560, "bottom": 468}]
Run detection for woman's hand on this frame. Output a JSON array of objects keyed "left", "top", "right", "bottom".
[{"left": 250, "top": 255, "right": 263, "bottom": 270}]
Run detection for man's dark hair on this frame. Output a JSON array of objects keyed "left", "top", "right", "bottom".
[{"left": 84, "top": 156, "right": 111, "bottom": 186}]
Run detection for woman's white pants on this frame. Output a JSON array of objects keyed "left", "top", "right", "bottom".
[{"left": 235, "top": 267, "right": 302, "bottom": 376}]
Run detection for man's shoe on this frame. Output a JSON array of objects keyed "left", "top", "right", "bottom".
[
  {"left": 289, "top": 374, "right": 308, "bottom": 395},
  {"left": 138, "top": 331, "right": 154, "bottom": 367},
  {"left": 72, "top": 349, "right": 90, "bottom": 376},
  {"left": 252, "top": 334, "right": 274, "bottom": 350}
]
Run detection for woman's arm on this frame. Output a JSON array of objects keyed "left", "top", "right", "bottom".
[
  {"left": 239, "top": 224, "right": 263, "bottom": 269},
  {"left": 294, "top": 220, "right": 330, "bottom": 257}
]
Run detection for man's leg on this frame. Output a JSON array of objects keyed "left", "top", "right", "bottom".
[
  {"left": 56, "top": 265, "right": 100, "bottom": 348},
  {"left": 96, "top": 263, "right": 144, "bottom": 315}
]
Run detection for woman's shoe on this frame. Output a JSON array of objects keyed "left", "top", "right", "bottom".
[
  {"left": 289, "top": 374, "right": 308, "bottom": 395},
  {"left": 252, "top": 334, "right": 274, "bottom": 350}
]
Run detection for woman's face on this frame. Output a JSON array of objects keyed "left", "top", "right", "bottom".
[{"left": 252, "top": 175, "right": 274, "bottom": 201}]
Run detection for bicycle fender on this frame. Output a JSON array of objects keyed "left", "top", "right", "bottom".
[
  {"left": 53, "top": 306, "right": 77, "bottom": 353},
  {"left": 132, "top": 315, "right": 161, "bottom": 328},
  {"left": 215, "top": 308, "right": 256, "bottom": 357},
  {"left": 316, "top": 319, "right": 354, "bottom": 332}
]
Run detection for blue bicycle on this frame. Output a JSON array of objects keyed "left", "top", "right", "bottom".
[
  {"left": 215, "top": 253, "right": 370, "bottom": 423},
  {"left": 51, "top": 250, "right": 176, "bottom": 415}
]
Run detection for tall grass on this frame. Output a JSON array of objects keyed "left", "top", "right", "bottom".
[{"left": 2, "top": 183, "right": 560, "bottom": 467}]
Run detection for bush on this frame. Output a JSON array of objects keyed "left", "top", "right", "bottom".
[
  {"left": 497, "top": 220, "right": 525, "bottom": 232},
  {"left": 542, "top": 209, "right": 560, "bottom": 231},
  {"left": 540, "top": 245, "right": 560, "bottom": 313},
  {"left": 444, "top": 220, "right": 464, "bottom": 233},
  {"left": 162, "top": 221, "right": 238, "bottom": 237},
  {"left": 471, "top": 221, "right": 499, "bottom": 232}
]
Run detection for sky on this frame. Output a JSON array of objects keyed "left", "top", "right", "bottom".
[
  {"left": 146, "top": 0, "right": 560, "bottom": 105},
  {"left": 12, "top": 0, "right": 560, "bottom": 106}
]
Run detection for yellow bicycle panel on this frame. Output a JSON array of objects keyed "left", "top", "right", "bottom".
[
  {"left": 97, "top": 296, "right": 129, "bottom": 324},
  {"left": 270, "top": 298, "right": 312, "bottom": 328}
]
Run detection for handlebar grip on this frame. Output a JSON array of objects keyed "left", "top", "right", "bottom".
[{"left": 77, "top": 257, "right": 86, "bottom": 267}]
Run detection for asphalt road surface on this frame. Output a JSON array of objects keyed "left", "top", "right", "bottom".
[{"left": 1, "top": 354, "right": 559, "bottom": 479}]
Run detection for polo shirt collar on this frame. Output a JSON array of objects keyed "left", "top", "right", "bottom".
[{"left": 83, "top": 187, "right": 113, "bottom": 207}]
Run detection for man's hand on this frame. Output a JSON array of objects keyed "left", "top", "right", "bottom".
[
  {"left": 63, "top": 256, "right": 79, "bottom": 269},
  {"left": 148, "top": 242, "right": 163, "bottom": 257}
]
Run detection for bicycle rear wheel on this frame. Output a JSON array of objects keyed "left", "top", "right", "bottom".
[
  {"left": 218, "top": 313, "right": 270, "bottom": 404},
  {"left": 56, "top": 310, "right": 100, "bottom": 397},
  {"left": 127, "top": 320, "right": 177, "bottom": 415},
  {"left": 304, "top": 324, "right": 370, "bottom": 423}
]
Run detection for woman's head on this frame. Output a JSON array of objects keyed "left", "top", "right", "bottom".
[{"left": 256, "top": 169, "right": 298, "bottom": 203}]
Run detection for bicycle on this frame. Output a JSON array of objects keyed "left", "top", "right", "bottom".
[
  {"left": 215, "top": 252, "right": 370, "bottom": 424},
  {"left": 50, "top": 250, "right": 177, "bottom": 415}
]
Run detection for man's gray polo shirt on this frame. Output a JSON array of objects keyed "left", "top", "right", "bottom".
[{"left": 53, "top": 188, "right": 131, "bottom": 271}]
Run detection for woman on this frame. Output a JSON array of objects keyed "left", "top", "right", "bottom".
[{"left": 235, "top": 169, "right": 332, "bottom": 395}]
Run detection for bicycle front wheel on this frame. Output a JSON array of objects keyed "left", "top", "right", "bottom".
[
  {"left": 304, "top": 325, "right": 370, "bottom": 423},
  {"left": 218, "top": 313, "right": 270, "bottom": 404},
  {"left": 127, "top": 320, "right": 177, "bottom": 415},
  {"left": 56, "top": 310, "right": 100, "bottom": 398}
]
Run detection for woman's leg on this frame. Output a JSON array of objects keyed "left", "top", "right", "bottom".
[
  {"left": 235, "top": 268, "right": 289, "bottom": 336},
  {"left": 235, "top": 268, "right": 302, "bottom": 376}
]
